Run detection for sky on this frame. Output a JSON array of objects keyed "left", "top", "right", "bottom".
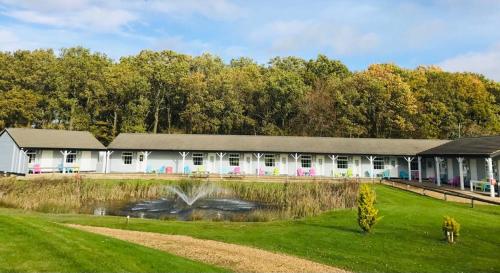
[{"left": 0, "top": 0, "right": 499, "bottom": 81}]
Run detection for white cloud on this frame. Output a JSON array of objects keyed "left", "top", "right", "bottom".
[
  {"left": 147, "top": 0, "right": 243, "bottom": 20},
  {"left": 438, "top": 44, "right": 500, "bottom": 81},
  {"left": 251, "top": 20, "right": 379, "bottom": 55},
  {"left": 0, "top": 28, "right": 20, "bottom": 51}
]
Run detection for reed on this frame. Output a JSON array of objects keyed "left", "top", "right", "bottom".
[{"left": 0, "top": 177, "right": 359, "bottom": 218}]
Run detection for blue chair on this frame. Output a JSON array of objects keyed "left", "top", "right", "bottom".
[
  {"left": 158, "top": 166, "right": 166, "bottom": 174},
  {"left": 399, "top": 171, "right": 409, "bottom": 179},
  {"left": 382, "top": 170, "right": 390, "bottom": 179},
  {"left": 146, "top": 165, "right": 154, "bottom": 173},
  {"left": 183, "top": 166, "right": 191, "bottom": 174}
]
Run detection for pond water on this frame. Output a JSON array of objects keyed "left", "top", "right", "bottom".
[{"left": 83, "top": 197, "right": 271, "bottom": 221}]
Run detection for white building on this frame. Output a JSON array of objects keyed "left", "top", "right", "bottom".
[
  {"left": 105, "top": 133, "right": 449, "bottom": 179},
  {"left": 0, "top": 128, "right": 106, "bottom": 174}
]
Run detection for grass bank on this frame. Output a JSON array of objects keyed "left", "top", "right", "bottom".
[
  {"left": 0, "top": 178, "right": 358, "bottom": 219},
  {"left": 0, "top": 211, "right": 226, "bottom": 272},
  {"left": 39, "top": 185, "right": 499, "bottom": 273}
]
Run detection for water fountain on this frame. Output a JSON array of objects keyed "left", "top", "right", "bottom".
[{"left": 165, "top": 183, "right": 216, "bottom": 206}]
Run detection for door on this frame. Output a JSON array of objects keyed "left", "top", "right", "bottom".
[
  {"left": 40, "top": 150, "right": 53, "bottom": 168},
  {"left": 80, "top": 151, "right": 92, "bottom": 171},
  {"left": 244, "top": 154, "right": 252, "bottom": 174},
  {"left": 315, "top": 155, "right": 324, "bottom": 176},
  {"left": 136, "top": 152, "right": 144, "bottom": 172},
  {"left": 208, "top": 153, "right": 216, "bottom": 173},
  {"left": 280, "top": 154, "right": 288, "bottom": 175}
]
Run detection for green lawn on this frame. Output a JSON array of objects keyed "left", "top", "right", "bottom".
[
  {"left": 0, "top": 211, "right": 226, "bottom": 272},
  {"left": 1, "top": 185, "right": 499, "bottom": 272}
]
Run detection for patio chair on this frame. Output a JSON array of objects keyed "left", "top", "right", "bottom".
[
  {"left": 309, "top": 167, "right": 316, "bottom": 176},
  {"left": 158, "top": 166, "right": 166, "bottom": 174},
  {"left": 166, "top": 166, "right": 173, "bottom": 174},
  {"left": 57, "top": 164, "right": 64, "bottom": 173},
  {"left": 273, "top": 167, "right": 280, "bottom": 176},
  {"left": 258, "top": 168, "right": 264, "bottom": 176},
  {"left": 183, "top": 166, "right": 191, "bottom": 174},
  {"left": 146, "top": 165, "right": 155, "bottom": 173},
  {"left": 33, "top": 164, "right": 42, "bottom": 174},
  {"left": 297, "top": 168, "right": 304, "bottom": 176},
  {"left": 365, "top": 171, "right": 371, "bottom": 178},
  {"left": 382, "top": 170, "right": 390, "bottom": 179},
  {"left": 233, "top": 166, "right": 241, "bottom": 175},
  {"left": 399, "top": 171, "right": 409, "bottom": 180},
  {"left": 346, "top": 168, "right": 353, "bottom": 178}
]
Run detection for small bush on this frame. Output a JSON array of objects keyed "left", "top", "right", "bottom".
[
  {"left": 357, "top": 184, "right": 379, "bottom": 233},
  {"left": 442, "top": 216, "right": 460, "bottom": 243}
]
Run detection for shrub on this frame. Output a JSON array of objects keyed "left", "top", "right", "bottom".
[
  {"left": 442, "top": 216, "right": 460, "bottom": 243},
  {"left": 357, "top": 184, "right": 379, "bottom": 233}
]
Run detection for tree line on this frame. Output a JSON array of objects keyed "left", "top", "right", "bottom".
[{"left": 0, "top": 47, "right": 499, "bottom": 145}]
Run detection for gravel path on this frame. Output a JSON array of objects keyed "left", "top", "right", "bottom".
[{"left": 67, "top": 224, "right": 348, "bottom": 273}]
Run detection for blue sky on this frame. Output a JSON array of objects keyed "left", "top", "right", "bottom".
[{"left": 0, "top": 0, "right": 499, "bottom": 80}]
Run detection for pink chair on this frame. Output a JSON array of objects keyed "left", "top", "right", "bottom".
[
  {"left": 297, "top": 168, "right": 304, "bottom": 176},
  {"left": 309, "top": 167, "right": 316, "bottom": 176},
  {"left": 33, "top": 164, "right": 42, "bottom": 174},
  {"left": 166, "top": 166, "right": 173, "bottom": 174},
  {"left": 234, "top": 166, "right": 241, "bottom": 175},
  {"left": 258, "top": 168, "right": 264, "bottom": 176}
]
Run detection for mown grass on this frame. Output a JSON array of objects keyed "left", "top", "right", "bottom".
[
  {"left": 0, "top": 211, "right": 227, "bottom": 272},
  {"left": 32, "top": 185, "right": 499, "bottom": 273}
]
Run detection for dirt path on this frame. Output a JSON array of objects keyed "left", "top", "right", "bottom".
[{"left": 67, "top": 224, "right": 348, "bottom": 273}]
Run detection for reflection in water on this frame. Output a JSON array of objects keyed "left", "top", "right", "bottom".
[{"left": 84, "top": 197, "right": 268, "bottom": 221}]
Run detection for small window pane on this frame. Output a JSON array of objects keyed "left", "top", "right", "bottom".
[
  {"left": 122, "top": 152, "right": 132, "bottom": 165},
  {"left": 301, "top": 155, "right": 312, "bottom": 168},
  {"left": 66, "top": 150, "right": 77, "bottom": 163},
  {"left": 374, "top": 157, "right": 384, "bottom": 170},
  {"left": 193, "top": 153, "right": 203, "bottom": 166},
  {"left": 26, "top": 149, "right": 37, "bottom": 164},
  {"left": 265, "top": 154, "right": 275, "bottom": 167},
  {"left": 337, "top": 156, "right": 348, "bottom": 169},
  {"left": 229, "top": 153, "right": 240, "bottom": 166}
]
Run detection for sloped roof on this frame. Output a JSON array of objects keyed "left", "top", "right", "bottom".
[
  {"left": 418, "top": 135, "right": 500, "bottom": 157},
  {"left": 108, "top": 133, "right": 449, "bottom": 156},
  {"left": 1, "top": 128, "right": 105, "bottom": 150}
]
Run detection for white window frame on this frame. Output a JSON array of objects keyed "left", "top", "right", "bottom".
[
  {"left": 374, "top": 157, "right": 384, "bottom": 170},
  {"left": 264, "top": 154, "right": 275, "bottom": 167},
  {"left": 26, "top": 149, "right": 37, "bottom": 164},
  {"left": 229, "top": 153, "right": 240, "bottom": 166},
  {"left": 122, "top": 152, "right": 133, "bottom": 165},
  {"left": 66, "top": 150, "right": 77, "bottom": 164},
  {"left": 301, "top": 155, "right": 312, "bottom": 168},
  {"left": 337, "top": 156, "right": 348, "bottom": 169},
  {"left": 193, "top": 153, "right": 204, "bottom": 166}
]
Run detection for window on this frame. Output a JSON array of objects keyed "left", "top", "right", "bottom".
[
  {"left": 139, "top": 154, "right": 144, "bottom": 162},
  {"left": 337, "top": 156, "right": 348, "bottom": 169},
  {"left": 193, "top": 153, "right": 203, "bottom": 166},
  {"left": 264, "top": 154, "right": 275, "bottom": 167},
  {"left": 229, "top": 153, "right": 240, "bottom": 166},
  {"left": 410, "top": 160, "right": 419, "bottom": 171},
  {"left": 373, "top": 157, "right": 384, "bottom": 170},
  {"left": 26, "top": 149, "right": 37, "bottom": 164},
  {"left": 66, "top": 150, "right": 77, "bottom": 164},
  {"left": 122, "top": 152, "right": 133, "bottom": 165},
  {"left": 301, "top": 155, "right": 312, "bottom": 168}
]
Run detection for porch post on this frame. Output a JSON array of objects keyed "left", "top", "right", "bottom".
[
  {"left": 179, "top": 152, "right": 189, "bottom": 174},
  {"left": 104, "top": 151, "right": 113, "bottom": 174},
  {"left": 435, "top": 157, "right": 441, "bottom": 186},
  {"left": 366, "top": 156, "right": 375, "bottom": 179},
  {"left": 143, "top": 151, "right": 151, "bottom": 173},
  {"left": 404, "top": 157, "right": 414, "bottom": 181},
  {"left": 17, "top": 149, "right": 27, "bottom": 174},
  {"left": 216, "top": 152, "right": 226, "bottom": 176},
  {"left": 457, "top": 157, "right": 465, "bottom": 190},
  {"left": 254, "top": 153, "right": 263, "bottom": 176},
  {"left": 417, "top": 156, "right": 422, "bottom": 183},
  {"left": 60, "top": 150, "right": 68, "bottom": 174},
  {"left": 328, "top": 155, "right": 337, "bottom": 177},
  {"left": 291, "top": 153, "right": 301, "bottom": 176},
  {"left": 486, "top": 158, "right": 495, "bottom": 198}
]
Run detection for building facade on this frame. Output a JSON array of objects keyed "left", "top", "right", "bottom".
[{"left": 0, "top": 128, "right": 106, "bottom": 174}]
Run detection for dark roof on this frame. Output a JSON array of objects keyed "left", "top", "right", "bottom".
[
  {"left": 418, "top": 135, "right": 500, "bottom": 157},
  {"left": 108, "top": 133, "right": 449, "bottom": 156},
  {"left": 1, "top": 128, "right": 106, "bottom": 150}
]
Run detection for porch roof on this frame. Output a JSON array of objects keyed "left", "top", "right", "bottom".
[
  {"left": 108, "top": 133, "right": 449, "bottom": 156},
  {"left": 418, "top": 135, "right": 500, "bottom": 158},
  {"left": 1, "top": 128, "right": 106, "bottom": 150}
]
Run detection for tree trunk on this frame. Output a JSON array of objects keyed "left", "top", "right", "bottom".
[
  {"left": 167, "top": 106, "right": 171, "bottom": 133},
  {"left": 112, "top": 110, "right": 118, "bottom": 136},
  {"left": 153, "top": 102, "right": 160, "bottom": 134},
  {"left": 69, "top": 103, "right": 75, "bottom": 130}
]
